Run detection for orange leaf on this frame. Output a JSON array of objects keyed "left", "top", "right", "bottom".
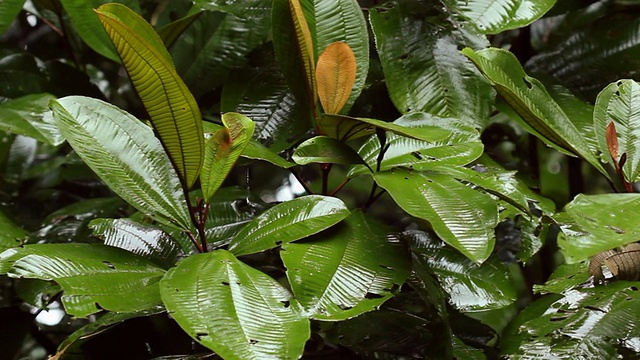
[{"left": 316, "top": 42, "right": 357, "bottom": 115}]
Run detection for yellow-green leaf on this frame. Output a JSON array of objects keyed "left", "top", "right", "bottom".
[
  {"left": 289, "top": 0, "right": 317, "bottom": 113},
  {"left": 96, "top": 3, "right": 204, "bottom": 189},
  {"left": 316, "top": 41, "right": 356, "bottom": 115}
]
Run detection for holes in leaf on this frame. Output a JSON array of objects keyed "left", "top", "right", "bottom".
[
  {"left": 280, "top": 300, "right": 290, "bottom": 308},
  {"left": 631, "top": 286, "right": 638, "bottom": 291},
  {"left": 615, "top": 91, "right": 621, "bottom": 96},
  {"left": 102, "top": 260, "right": 115, "bottom": 269},
  {"left": 221, "top": 281, "right": 230, "bottom": 286},
  {"left": 338, "top": 304, "right": 353, "bottom": 310},
  {"left": 550, "top": 316, "right": 568, "bottom": 322},
  {"left": 249, "top": 339, "right": 259, "bottom": 345},
  {"left": 365, "top": 292, "right": 384, "bottom": 299},
  {"left": 523, "top": 77, "right": 533, "bottom": 89},
  {"left": 618, "top": 80, "right": 623, "bottom": 86},
  {"left": 378, "top": 264, "right": 394, "bottom": 270},
  {"left": 195, "top": 332, "right": 209, "bottom": 341},
  {"left": 275, "top": 240, "right": 283, "bottom": 246},
  {"left": 584, "top": 305, "right": 605, "bottom": 313}
]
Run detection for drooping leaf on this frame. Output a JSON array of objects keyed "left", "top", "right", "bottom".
[
  {"left": 201, "top": 113, "right": 255, "bottom": 202},
  {"left": 229, "top": 195, "right": 349, "bottom": 256},
  {"left": 443, "top": 0, "right": 557, "bottom": 34},
  {"left": 96, "top": 3, "right": 204, "bottom": 189},
  {"left": 0, "top": 244, "right": 166, "bottom": 317},
  {"left": 348, "top": 113, "right": 483, "bottom": 177},
  {"left": 160, "top": 250, "right": 309, "bottom": 359},
  {"left": 0, "top": 0, "right": 25, "bottom": 36},
  {"left": 0, "top": 209, "right": 26, "bottom": 252},
  {"left": 558, "top": 193, "right": 640, "bottom": 263},
  {"left": 316, "top": 41, "right": 356, "bottom": 115},
  {"left": 281, "top": 211, "right": 410, "bottom": 320},
  {"left": 594, "top": 79, "right": 640, "bottom": 183},
  {"left": 369, "top": 1, "right": 493, "bottom": 128},
  {"left": 292, "top": 136, "right": 366, "bottom": 166},
  {"left": 89, "top": 218, "right": 184, "bottom": 269},
  {"left": 50, "top": 96, "right": 191, "bottom": 230},
  {"left": 463, "top": 47, "right": 609, "bottom": 179},
  {"left": 374, "top": 169, "right": 498, "bottom": 263},
  {"left": 0, "top": 93, "right": 63, "bottom": 146}
]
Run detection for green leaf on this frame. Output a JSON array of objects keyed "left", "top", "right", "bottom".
[
  {"left": 89, "top": 218, "right": 184, "bottom": 269},
  {"left": 201, "top": 113, "right": 255, "bottom": 202},
  {"left": 0, "top": 51, "right": 48, "bottom": 99},
  {"left": 160, "top": 250, "right": 309, "bottom": 359},
  {"left": 96, "top": 3, "right": 204, "bottom": 189},
  {"left": 558, "top": 193, "right": 640, "bottom": 263},
  {"left": 229, "top": 195, "right": 349, "bottom": 256},
  {"left": 348, "top": 113, "right": 483, "bottom": 177},
  {"left": 374, "top": 169, "right": 498, "bottom": 263},
  {"left": 157, "top": 10, "right": 203, "bottom": 49},
  {"left": 0, "top": 244, "right": 165, "bottom": 317},
  {"left": 194, "top": 0, "right": 270, "bottom": 18},
  {"left": 281, "top": 211, "right": 410, "bottom": 320},
  {"left": 292, "top": 136, "right": 365, "bottom": 165},
  {"left": 0, "top": 209, "right": 26, "bottom": 252},
  {"left": 50, "top": 96, "right": 191, "bottom": 230},
  {"left": 0, "top": 93, "right": 63, "bottom": 146},
  {"left": 463, "top": 47, "right": 609, "bottom": 179},
  {"left": 594, "top": 79, "right": 640, "bottom": 182},
  {"left": 0, "top": 0, "right": 25, "bottom": 35},
  {"left": 58, "top": 0, "right": 120, "bottom": 61},
  {"left": 369, "top": 1, "right": 493, "bottom": 127},
  {"left": 443, "top": 0, "right": 556, "bottom": 34}
]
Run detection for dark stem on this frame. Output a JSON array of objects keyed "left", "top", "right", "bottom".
[
  {"left": 290, "top": 167, "right": 314, "bottom": 195},
  {"left": 321, "top": 163, "right": 332, "bottom": 195},
  {"left": 52, "top": 2, "right": 83, "bottom": 71},
  {"left": 567, "top": 157, "right": 584, "bottom": 198},
  {"left": 184, "top": 193, "right": 207, "bottom": 252},
  {"left": 329, "top": 178, "right": 351, "bottom": 196}
]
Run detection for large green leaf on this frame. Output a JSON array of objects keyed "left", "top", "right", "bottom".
[
  {"left": 59, "top": 0, "right": 119, "bottom": 62},
  {"left": 281, "top": 211, "right": 410, "bottom": 320},
  {"left": 304, "top": 0, "right": 369, "bottom": 113},
  {"left": 0, "top": 244, "right": 165, "bottom": 317},
  {"left": 557, "top": 194, "right": 640, "bottom": 263},
  {"left": 594, "top": 79, "right": 640, "bottom": 183},
  {"left": 194, "top": 0, "right": 270, "bottom": 18},
  {"left": 50, "top": 96, "right": 191, "bottom": 230},
  {"left": 229, "top": 195, "right": 349, "bottom": 256},
  {"left": 89, "top": 218, "right": 184, "bottom": 269},
  {"left": 201, "top": 113, "right": 255, "bottom": 202},
  {"left": 443, "top": 0, "right": 556, "bottom": 34},
  {"left": 463, "top": 47, "right": 609, "bottom": 179},
  {"left": 503, "top": 281, "right": 640, "bottom": 358},
  {"left": 374, "top": 169, "right": 498, "bottom": 263},
  {"left": 292, "top": 136, "right": 365, "bottom": 165},
  {"left": 160, "top": 250, "right": 309, "bottom": 359},
  {"left": 369, "top": 1, "right": 493, "bottom": 128},
  {"left": 96, "top": 3, "right": 204, "bottom": 189},
  {"left": 0, "top": 209, "right": 26, "bottom": 252},
  {"left": 0, "top": 0, "right": 25, "bottom": 35},
  {"left": 348, "top": 113, "right": 483, "bottom": 177},
  {"left": 0, "top": 93, "right": 63, "bottom": 146}
]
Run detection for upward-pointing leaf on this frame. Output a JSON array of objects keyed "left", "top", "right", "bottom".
[
  {"left": 316, "top": 42, "right": 356, "bottom": 115},
  {"left": 96, "top": 3, "right": 204, "bottom": 189},
  {"left": 290, "top": 0, "right": 317, "bottom": 111}
]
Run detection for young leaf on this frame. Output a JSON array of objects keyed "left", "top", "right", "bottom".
[
  {"left": 50, "top": 96, "right": 191, "bottom": 230},
  {"left": 229, "top": 195, "right": 349, "bottom": 256},
  {"left": 201, "top": 113, "right": 255, "bottom": 202},
  {"left": 160, "top": 250, "right": 310, "bottom": 359},
  {"left": 292, "top": 136, "right": 365, "bottom": 165},
  {"left": 463, "top": 47, "right": 609, "bottom": 179},
  {"left": 374, "top": 169, "right": 498, "bottom": 263},
  {"left": 0, "top": 244, "right": 166, "bottom": 317},
  {"left": 594, "top": 79, "right": 640, "bottom": 183},
  {"left": 316, "top": 42, "right": 356, "bottom": 114},
  {"left": 96, "top": 3, "right": 204, "bottom": 189},
  {"left": 281, "top": 211, "right": 410, "bottom": 320}
]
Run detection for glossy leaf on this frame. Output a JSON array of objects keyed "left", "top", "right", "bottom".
[
  {"left": 369, "top": 1, "right": 493, "bottom": 127},
  {"left": 51, "top": 96, "right": 191, "bottom": 230},
  {"left": 316, "top": 42, "right": 356, "bottom": 114},
  {"left": 594, "top": 80, "right": 640, "bottom": 183},
  {"left": 157, "top": 10, "right": 203, "bottom": 49},
  {"left": 201, "top": 113, "right": 255, "bottom": 202},
  {"left": 229, "top": 195, "right": 349, "bottom": 256},
  {"left": 0, "top": 0, "right": 25, "bottom": 37},
  {"left": 0, "top": 93, "right": 63, "bottom": 146},
  {"left": 160, "top": 250, "right": 309, "bottom": 359},
  {"left": 558, "top": 193, "right": 640, "bottom": 263},
  {"left": 348, "top": 113, "right": 483, "bottom": 177},
  {"left": 97, "top": 3, "right": 204, "bottom": 189},
  {"left": 194, "top": 0, "right": 270, "bottom": 19},
  {"left": 292, "top": 136, "right": 366, "bottom": 165},
  {"left": 290, "top": 0, "right": 317, "bottom": 110},
  {"left": 58, "top": 0, "right": 120, "bottom": 61},
  {"left": 0, "top": 209, "right": 26, "bottom": 252},
  {"left": 281, "top": 211, "right": 410, "bottom": 320},
  {"left": 375, "top": 169, "right": 498, "bottom": 263},
  {"left": 0, "top": 244, "right": 165, "bottom": 317},
  {"left": 89, "top": 218, "right": 184, "bottom": 269},
  {"left": 463, "top": 47, "right": 609, "bottom": 178},
  {"left": 443, "top": 0, "right": 556, "bottom": 34}
]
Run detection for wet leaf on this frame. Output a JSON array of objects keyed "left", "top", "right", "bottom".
[
  {"left": 0, "top": 93, "right": 63, "bottom": 146},
  {"left": 229, "top": 195, "right": 349, "bottom": 256},
  {"left": 160, "top": 250, "right": 309, "bottom": 359},
  {"left": 292, "top": 136, "right": 365, "bottom": 165},
  {"left": 281, "top": 211, "right": 410, "bottom": 320},
  {"left": 0, "top": 244, "right": 165, "bottom": 317},
  {"left": 316, "top": 41, "right": 356, "bottom": 114},
  {"left": 59, "top": 0, "right": 120, "bottom": 61},
  {"left": 0, "top": 209, "right": 27, "bottom": 252}
]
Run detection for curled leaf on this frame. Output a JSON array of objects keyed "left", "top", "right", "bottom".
[{"left": 589, "top": 243, "right": 640, "bottom": 284}]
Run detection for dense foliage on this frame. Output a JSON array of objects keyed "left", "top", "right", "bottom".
[{"left": 2, "top": 0, "right": 640, "bottom": 359}]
